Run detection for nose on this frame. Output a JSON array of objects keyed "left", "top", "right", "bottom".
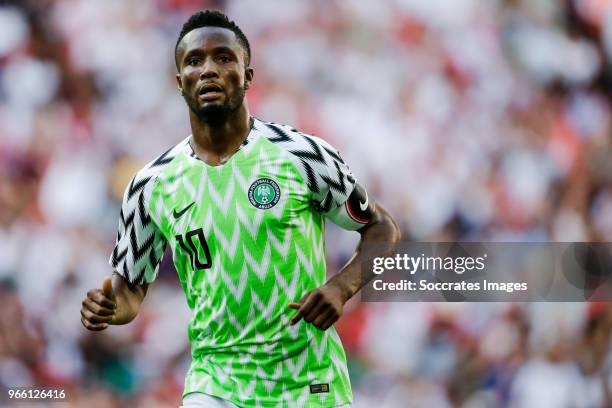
[{"left": 200, "top": 57, "right": 219, "bottom": 79}]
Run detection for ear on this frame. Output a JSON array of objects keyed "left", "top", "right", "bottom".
[
  {"left": 176, "top": 74, "right": 183, "bottom": 94},
  {"left": 244, "top": 67, "right": 254, "bottom": 90}
]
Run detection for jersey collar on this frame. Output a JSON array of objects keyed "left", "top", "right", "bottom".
[{"left": 184, "top": 117, "right": 260, "bottom": 162}]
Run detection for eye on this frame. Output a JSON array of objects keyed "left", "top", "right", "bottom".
[
  {"left": 188, "top": 57, "right": 201, "bottom": 66},
  {"left": 218, "top": 55, "right": 232, "bottom": 63}
]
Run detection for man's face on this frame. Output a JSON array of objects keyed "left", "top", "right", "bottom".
[{"left": 176, "top": 27, "right": 252, "bottom": 123}]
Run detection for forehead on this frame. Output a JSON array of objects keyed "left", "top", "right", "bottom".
[{"left": 178, "top": 26, "right": 243, "bottom": 57}]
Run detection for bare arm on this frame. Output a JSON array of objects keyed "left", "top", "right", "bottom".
[
  {"left": 80, "top": 272, "right": 149, "bottom": 331},
  {"left": 326, "top": 204, "right": 401, "bottom": 300},
  {"left": 290, "top": 201, "right": 401, "bottom": 330}
]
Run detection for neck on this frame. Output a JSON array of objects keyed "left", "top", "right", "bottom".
[{"left": 189, "top": 103, "right": 251, "bottom": 165}]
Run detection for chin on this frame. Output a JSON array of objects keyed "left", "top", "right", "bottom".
[
  {"left": 195, "top": 105, "right": 232, "bottom": 122},
  {"left": 199, "top": 100, "right": 224, "bottom": 110}
]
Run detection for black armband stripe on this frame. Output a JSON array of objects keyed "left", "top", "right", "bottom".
[
  {"left": 345, "top": 183, "right": 374, "bottom": 224},
  {"left": 345, "top": 200, "right": 370, "bottom": 224}
]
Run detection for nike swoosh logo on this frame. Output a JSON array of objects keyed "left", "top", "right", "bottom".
[
  {"left": 359, "top": 192, "right": 368, "bottom": 211},
  {"left": 173, "top": 202, "right": 195, "bottom": 219}
]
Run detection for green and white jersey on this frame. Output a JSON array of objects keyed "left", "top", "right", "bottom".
[{"left": 109, "top": 118, "right": 364, "bottom": 408}]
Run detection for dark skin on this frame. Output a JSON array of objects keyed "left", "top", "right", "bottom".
[
  {"left": 80, "top": 274, "right": 146, "bottom": 330},
  {"left": 289, "top": 204, "right": 400, "bottom": 330},
  {"left": 176, "top": 27, "right": 253, "bottom": 166},
  {"left": 80, "top": 26, "right": 401, "bottom": 332}
]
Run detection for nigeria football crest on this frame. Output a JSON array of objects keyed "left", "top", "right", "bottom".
[{"left": 248, "top": 178, "right": 280, "bottom": 209}]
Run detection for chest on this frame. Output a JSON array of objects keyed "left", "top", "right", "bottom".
[{"left": 160, "top": 151, "right": 311, "bottom": 243}]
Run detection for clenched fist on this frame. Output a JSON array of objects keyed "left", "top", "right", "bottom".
[
  {"left": 288, "top": 282, "right": 349, "bottom": 331},
  {"left": 80, "top": 277, "right": 117, "bottom": 331}
]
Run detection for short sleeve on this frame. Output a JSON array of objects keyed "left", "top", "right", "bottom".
[
  {"left": 305, "top": 135, "right": 357, "bottom": 213},
  {"left": 260, "top": 121, "right": 363, "bottom": 223},
  {"left": 109, "top": 173, "right": 167, "bottom": 286},
  {"left": 307, "top": 138, "right": 378, "bottom": 231}
]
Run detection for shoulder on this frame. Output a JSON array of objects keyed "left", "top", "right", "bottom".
[
  {"left": 121, "top": 138, "right": 188, "bottom": 202},
  {"left": 255, "top": 118, "right": 343, "bottom": 161},
  {"left": 254, "top": 118, "right": 355, "bottom": 211}
]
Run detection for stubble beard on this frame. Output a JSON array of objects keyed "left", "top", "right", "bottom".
[{"left": 185, "top": 84, "right": 246, "bottom": 125}]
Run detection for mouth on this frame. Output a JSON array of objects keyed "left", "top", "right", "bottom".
[{"left": 198, "top": 83, "right": 224, "bottom": 101}]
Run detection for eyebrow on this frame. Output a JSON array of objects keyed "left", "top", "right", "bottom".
[{"left": 183, "top": 45, "right": 238, "bottom": 60}]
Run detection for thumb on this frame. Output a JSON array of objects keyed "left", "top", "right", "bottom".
[
  {"left": 287, "top": 291, "right": 310, "bottom": 309},
  {"left": 101, "top": 277, "right": 115, "bottom": 300}
]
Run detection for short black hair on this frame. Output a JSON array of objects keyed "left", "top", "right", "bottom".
[{"left": 175, "top": 10, "right": 251, "bottom": 70}]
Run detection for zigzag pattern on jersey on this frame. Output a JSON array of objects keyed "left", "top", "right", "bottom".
[
  {"left": 178, "top": 140, "right": 314, "bottom": 331},
  {"left": 110, "top": 142, "right": 184, "bottom": 285},
  {"left": 129, "top": 123, "right": 353, "bottom": 406},
  {"left": 262, "top": 121, "right": 355, "bottom": 213},
  {"left": 167, "top": 133, "right": 350, "bottom": 406}
]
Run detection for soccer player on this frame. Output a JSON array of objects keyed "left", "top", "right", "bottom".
[{"left": 80, "top": 10, "right": 400, "bottom": 408}]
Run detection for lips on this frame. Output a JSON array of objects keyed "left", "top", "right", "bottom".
[
  {"left": 197, "top": 83, "right": 223, "bottom": 102},
  {"left": 198, "top": 83, "right": 223, "bottom": 95}
]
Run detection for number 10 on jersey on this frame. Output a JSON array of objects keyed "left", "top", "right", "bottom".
[{"left": 176, "top": 228, "right": 212, "bottom": 270}]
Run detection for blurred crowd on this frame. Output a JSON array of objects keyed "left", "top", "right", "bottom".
[{"left": 1, "top": 0, "right": 612, "bottom": 407}]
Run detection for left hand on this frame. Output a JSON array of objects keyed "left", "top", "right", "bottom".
[{"left": 288, "top": 282, "right": 348, "bottom": 330}]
